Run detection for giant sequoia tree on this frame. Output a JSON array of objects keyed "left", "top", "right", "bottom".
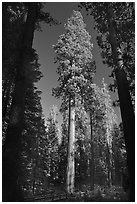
[
  {"left": 53, "top": 10, "right": 95, "bottom": 193},
  {"left": 3, "top": 4, "right": 38, "bottom": 201},
  {"left": 80, "top": 2, "right": 135, "bottom": 201}
]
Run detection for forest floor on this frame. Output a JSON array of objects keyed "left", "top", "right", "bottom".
[
  {"left": 50, "top": 184, "right": 128, "bottom": 202},
  {"left": 24, "top": 183, "right": 128, "bottom": 202}
]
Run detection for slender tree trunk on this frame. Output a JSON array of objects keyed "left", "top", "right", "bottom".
[
  {"left": 2, "top": 79, "right": 8, "bottom": 101},
  {"left": 106, "top": 143, "right": 112, "bottom": 187},
  {"left": 32, "top": 163, "right": 36, "bottom": 196},
  {"left": 107, "top": 4, "right": 135, "bottom": 201},
  {"left": 114, "top": 157, "right": 121, "bottom": 185},
  {"left": 78, "top": 139, "right": 83, "bottom": 190},
  {"left": 66, "top": 97, "right": 75, "bottom": 194},
  {"left": 89, "top": 112, "right": 94, "bottom": 190},
  {"left": 32, "top": 136, "right": 39, "bottom": 196},
  {"left": 2, "top": 80, "right": 12, "bottom": 119},
  {"left": 105, "top": 120, "right": 113, "bottom": 187},
  {"left": 2, "top": 3, "right": 38, "bottom": 201}
]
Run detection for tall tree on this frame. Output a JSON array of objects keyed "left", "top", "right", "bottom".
[
  {"left": 79, "top": 2, "right": 135, "bottom": 200},
  {"left": 112, "top": 123, "right": 127, "bottom": 186},
  {"left": 101, "top": 79, "right": 117, "bottom": 187},
  {"left": 20, "top": 86, "right": 46, "bottom": 197},
  {"left": 83, "top": 83, "right": 103, "bottom": 190},
  {"left": 83, "top": 85, "right": 95, "bottom": 190},
  {"left": 53, "top": 10, "right": 94, "bottom": 193},
  {"left": 3, "top": 4, "right": 38, "bottom": 201},
  {"left": 2, "top": 3, "right": 27, "bottom": 141},
  {"left": 2, "top": 3, "right": 57, "bottom": 201},
  {"left": 45, "top": 106, "right": 60, "bottom": 184}
]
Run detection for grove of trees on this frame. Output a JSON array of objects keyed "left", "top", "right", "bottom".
[
  {"left": 2, "top": 2, "right": 134, "bottom": 202},
  {"left": 79, "top": 3, "right": 135, "bottom": 200}
]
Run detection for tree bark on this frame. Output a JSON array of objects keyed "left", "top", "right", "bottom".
[
  {"left": 115, "top": 65, "right": 135, "bottom": 201},
  {"left": 2, "top": 3, "right": 38, "bottom": 201},
  {"left": 89, "top": 112, "right": 94, "bottom": 190},
  {"left": 66, "top": 97, "right": 75, "bottom": 194},
  {"left": 106, "top": 143, "right": 112, "bottom": 187},
  {"left": 78, "top": 139, "right": 82, "bottom": 189},
  {"left": 107, "top": 4, "right": 135, "bottom": 201}
]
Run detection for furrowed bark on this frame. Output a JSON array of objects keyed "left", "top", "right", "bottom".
[{"left": 2, "top": 3, "right": 38, "bottom": 201}]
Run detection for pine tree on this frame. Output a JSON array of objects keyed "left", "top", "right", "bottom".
[
  {"left": 45, "top": 106, "right": 60, "bottom": 185},
  {"left": 53, "top": 10, "right": 94, "bottom": 193}
]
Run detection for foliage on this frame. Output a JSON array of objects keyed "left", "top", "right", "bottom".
[
  {"left": 2, "top": 3, "right": 59, "bottom": 200},
  {"left": 58, "top": 79, "right": 120, "bottom": 189},
  {"left": 45, "top": 106, "right": 60, "bottom": 183},
  {"left": 52, "top": 10, "right": 95, "bottom": 101},
  {"left": 2, "top": 2, "right": 58, "bottom": 139},
  {"left": 79, "top": 2, "right": 135, "bottom": 107},
  {"left": 19, "top": 79, "right": 47, "bottom": 197},
  {"left": 63, "top": 185, "right": 128, "bottom": 201},
  {"left": 112, "top": 123, "right": 127, "bottom": 185},
  {"left": 79, "top": 4, "right": 135, "bottom": 201}
]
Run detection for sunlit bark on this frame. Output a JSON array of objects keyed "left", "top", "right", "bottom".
[{"left": 66, "top": 97, "right": 75, "bottom": 194}]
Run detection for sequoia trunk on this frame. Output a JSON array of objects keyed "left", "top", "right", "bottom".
[{"left": 2, "top": 3, "right": 38, "bottom": 201}]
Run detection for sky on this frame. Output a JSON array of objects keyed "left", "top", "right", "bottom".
[{"left": 33, "top": 2, "right": 122, "bottom": 125}]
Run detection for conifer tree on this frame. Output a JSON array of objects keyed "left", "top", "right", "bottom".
[
  {"left": 83, "top": 83, "right": 103, "bottom": 189},
  {"left": 112, "top": 123, "right": 126, "bottom": 186},
  {"left": 53, "top": 10, "right": 95, "bottom": 193},
  {"left": 23, "top": 88, "right": 46, "bottom": 196},
  {"left": 45, "top": 106, "right": 60, "bottom": 184},
  {"left": 79, "top": 3, "right": 135, "bottom": 200},
  {"left": 101, "top": 78, "right": 117, "bottom": 187},
  {"left": 2, "top": 3, "right": 58, "bottom": 201}
]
